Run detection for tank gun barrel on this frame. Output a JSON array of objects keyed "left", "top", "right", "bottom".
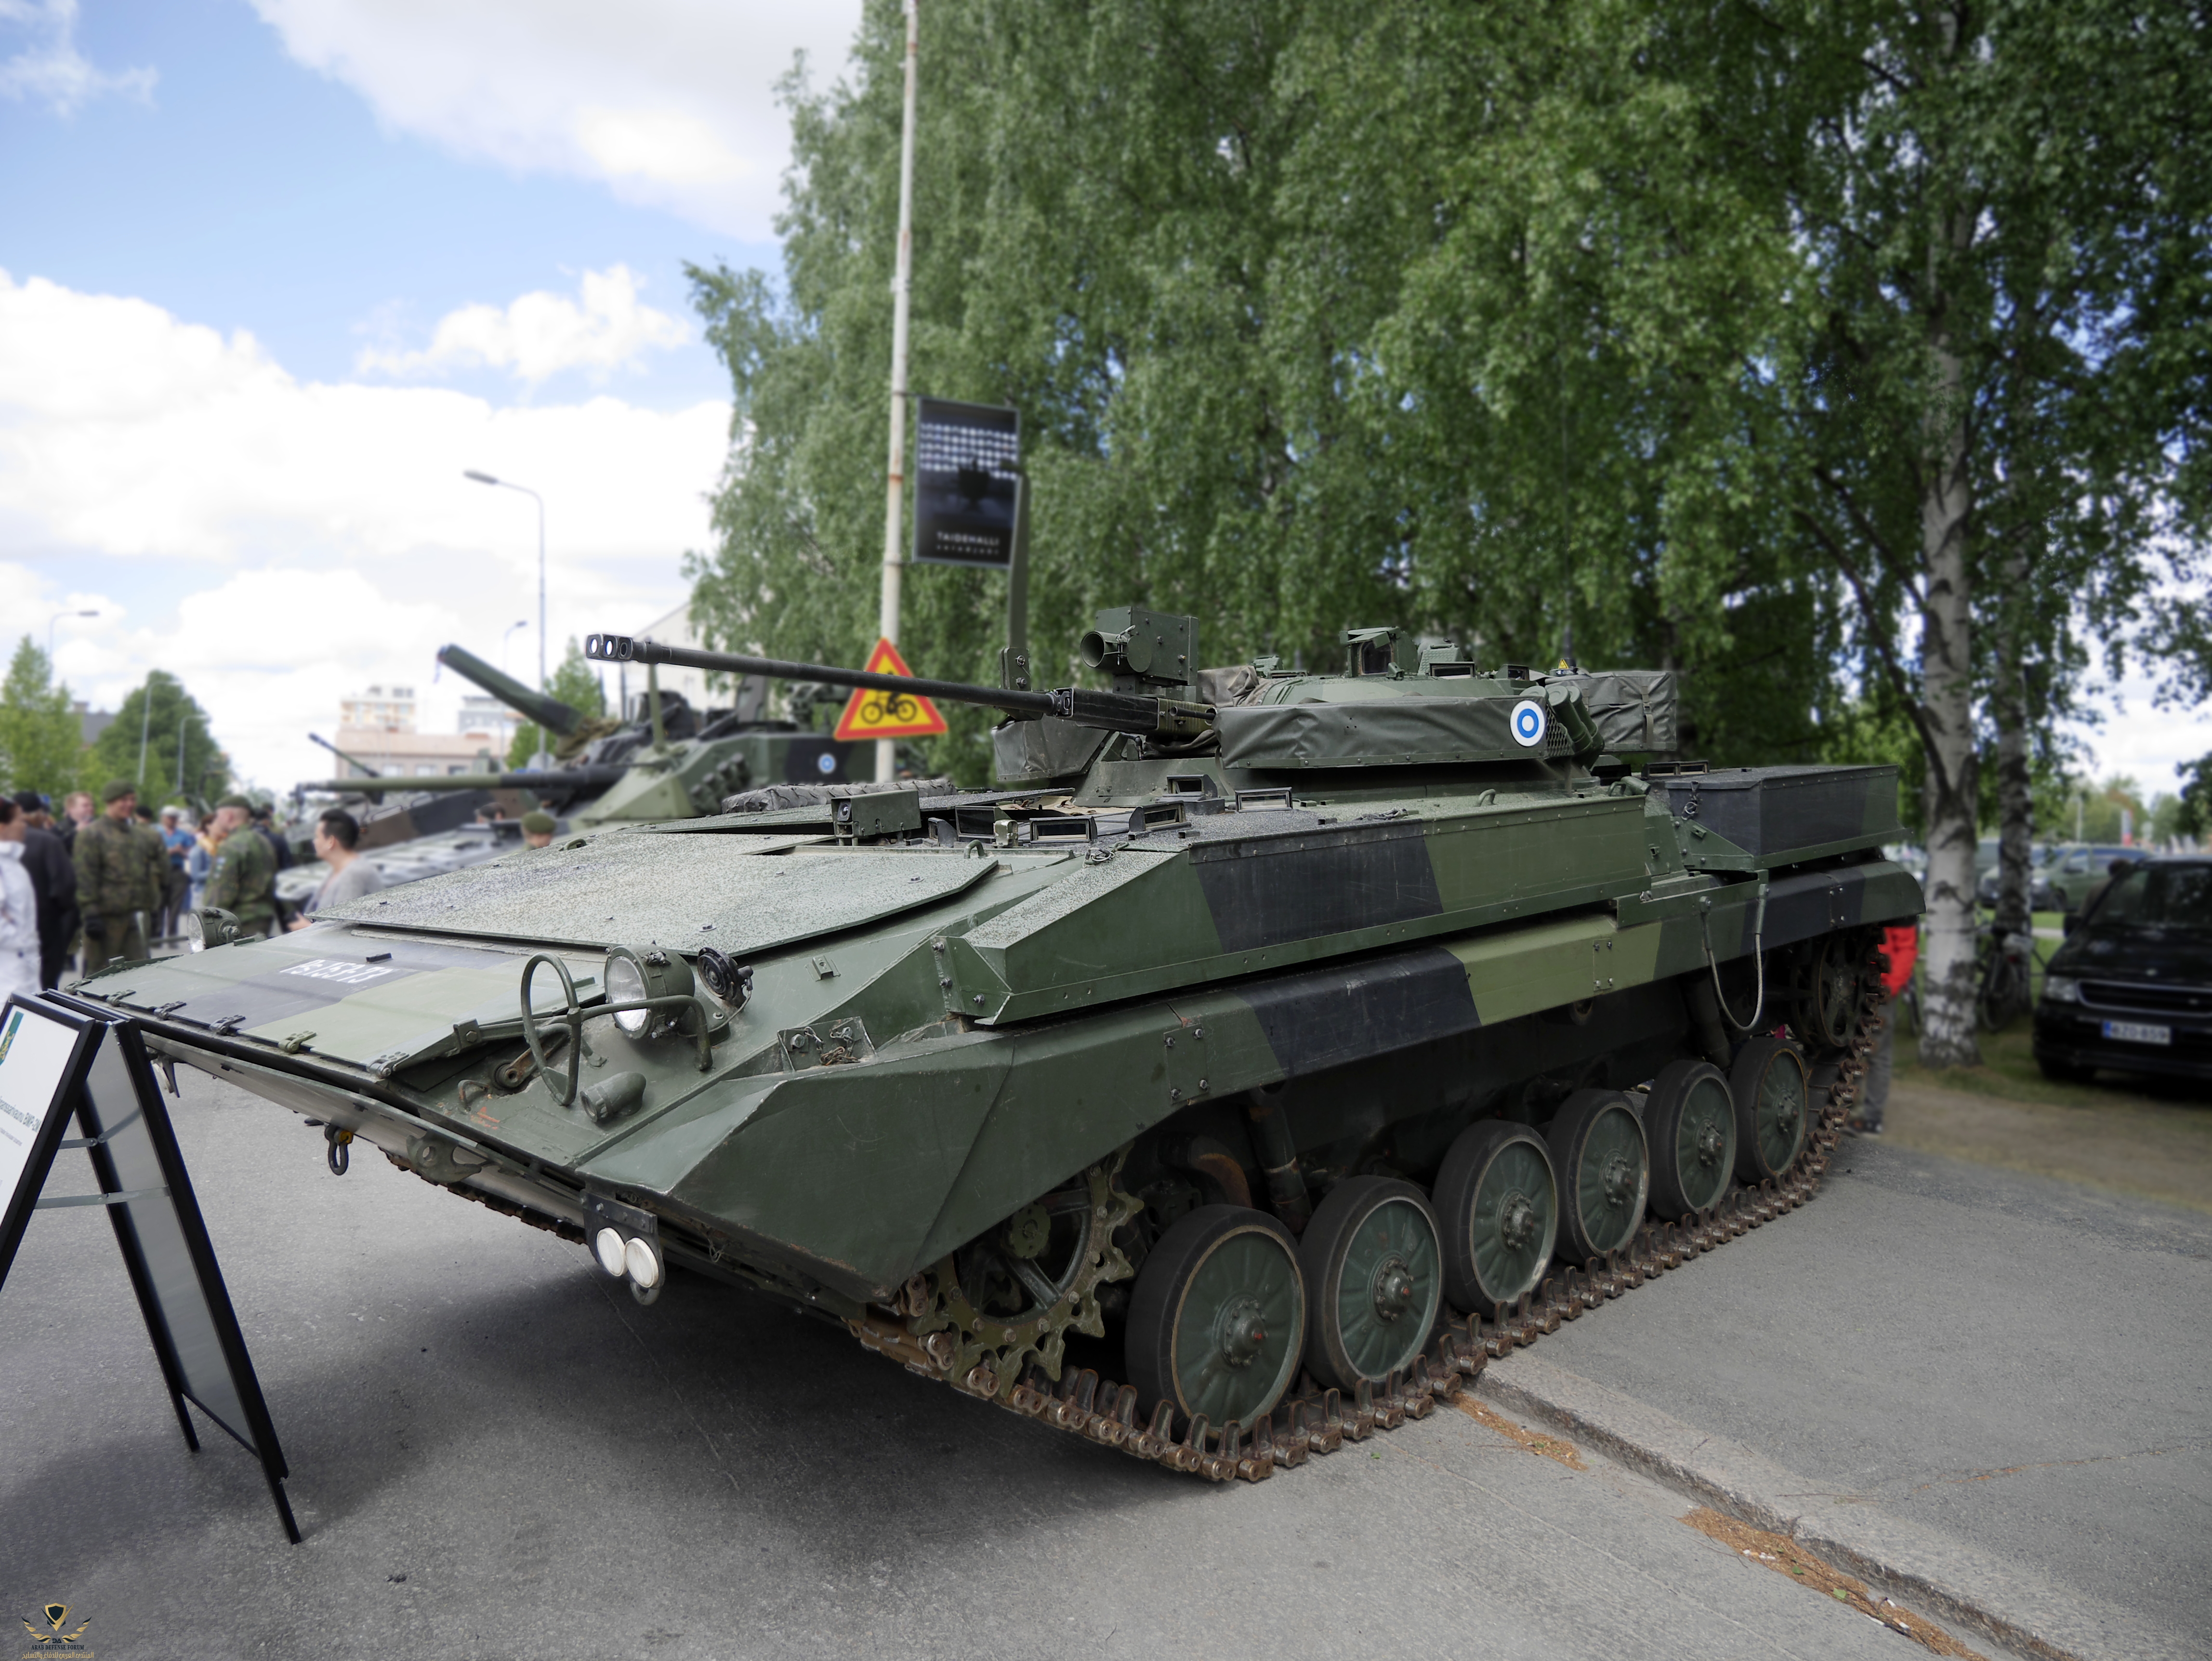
[
  {"left": 298, "top": 765, "right": 631, "bottom": 798},
  {"left": 436, "top": 643, "right": 583, "bottom": 738},
  {"left": 584, "top": 635, "right": 1212, "bottom": 738},
  {"left": 308, "top": 730, "right": 382, "bottom": 778}
]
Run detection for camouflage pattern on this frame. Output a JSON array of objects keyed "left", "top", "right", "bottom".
[
  {"left": 74, "top": 606, "right": 1921, "bottom": 1439},
  {"left": 72, "top": 812, "right": 159, "bottom": 916},
  {"left": 204, "top": 823, "right": 277, "bottom": 929}
]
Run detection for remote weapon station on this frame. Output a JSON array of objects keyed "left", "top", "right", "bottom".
[{"left": 79, "top": 607, "right": 1918, "bottom": 1480}]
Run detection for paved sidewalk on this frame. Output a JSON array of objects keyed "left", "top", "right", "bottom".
[{"left": 1491, "top": 1139, "right": 2212, "bottom": 1661}]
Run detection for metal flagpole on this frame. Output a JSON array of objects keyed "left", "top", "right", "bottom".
[{"left": 877, "top": 0, "right": 920, "bottom": 783}]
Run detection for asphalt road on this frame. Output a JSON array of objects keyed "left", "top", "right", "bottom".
[
  {"left": 1516, "top": 1134, "right": 2212, "bottom": 1658},
  {"left": 0, "top": 1074, "right": 1954, "bottom": 1661}
]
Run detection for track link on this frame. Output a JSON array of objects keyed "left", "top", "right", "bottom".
[{"left": 848, "top": 964, "right": 1886, "bottom": 1483}]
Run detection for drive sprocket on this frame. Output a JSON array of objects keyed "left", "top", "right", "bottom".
[{"left": 910, "top": 1148, "right": 1143, "bottom": 1401}]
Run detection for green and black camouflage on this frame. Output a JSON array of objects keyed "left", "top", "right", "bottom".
[{"left": 73, "top": 606, "right": 1921, "bottom": 1475}]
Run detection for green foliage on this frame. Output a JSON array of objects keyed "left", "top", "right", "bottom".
[
  {"left": 0, "top": 636, "right": 83, "bottom": 801},
  {"left": 2174, "top": 756, "right": 2212, "bottom": 841},
  {"left": 508, "top": 638, "right": 609, "bottom": 767},
  {"left": 686, "top": 0, "right": 2210, "bottom": 800},
  {"left": 79, "top": 671, "right": 226, "bottom": 807}
]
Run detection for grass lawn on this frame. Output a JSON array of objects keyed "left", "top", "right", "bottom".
[{"left": 1886, "top": 931, "right": 2212, "bottom": 1212}]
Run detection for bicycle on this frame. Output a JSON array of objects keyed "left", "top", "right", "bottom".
[{"left": 1973, "top": 921, "right": 2037, "bottom": 1031}]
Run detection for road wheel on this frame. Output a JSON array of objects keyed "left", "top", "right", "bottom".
[
  {"left": 1547, "top": 1089, "right": 1650, "bottom": 1264},
  {"left": 1125, "top": 1206, "right": 1306, "bottom": 1430},
  {"left": 1645, "top": 1060, "right": 1737, "bottom": 1219},
  {"left": 1729, "top": 1036, "right": 1809, "bottom": 1184},
  {"left": 1435, "top": 1121, "right": 1558, "bottom": 1316},
  {"left": 1296, "top": 1177, "right": 1444, "bottom": 1394}
]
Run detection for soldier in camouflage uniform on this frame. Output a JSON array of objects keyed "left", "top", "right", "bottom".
[
  {"left": 204, "top": 795, "right": 277, "bottom": 936},
  {"left": 73, "top": 780, "right": 158, "bottom": 967}
]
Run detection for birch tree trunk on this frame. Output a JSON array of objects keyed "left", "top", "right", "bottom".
[{"left": 1918, "top": 295, "right": 1982, "bottom": 1068}]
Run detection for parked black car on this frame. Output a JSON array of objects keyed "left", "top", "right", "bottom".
[{"left": 2033, "top": 857, "right": 2212, "bottom": 1085}]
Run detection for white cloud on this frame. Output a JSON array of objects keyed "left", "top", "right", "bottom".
[
  {"left": 357, "top": 265, "right": 690, "bottom": 385},
  {"left": 0, "top": 271, "right": 732, "bottom": 788},
  {"left": 249, "top": 0, "right": 864, "bottom": 238},
  {"left": 0, "top": 0, "right": 155, "bottom": 114}
]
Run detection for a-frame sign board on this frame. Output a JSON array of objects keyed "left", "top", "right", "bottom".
[{"left": 0, "top": 991, "right": 299, "bottom": 1542}]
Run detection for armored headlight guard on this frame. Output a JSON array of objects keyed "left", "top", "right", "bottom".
[{"left": 519, "top": 950, "right": 713, "bottom": 1110}]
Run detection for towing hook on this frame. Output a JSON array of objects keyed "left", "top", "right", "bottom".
[{"left": 325, "top": 1123, "right": 354, "bottom": 1176}]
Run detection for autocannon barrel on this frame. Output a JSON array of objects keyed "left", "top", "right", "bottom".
[
  {"left": 299, "top": 765, "right": 632, "bottom": 796},
  {"left": 437, "top": 644, "right": 584, "bottom": 738},
  {"left": 583, "top": 634, "right": 1214, "bottom": 738}
]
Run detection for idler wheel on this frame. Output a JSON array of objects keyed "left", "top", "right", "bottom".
[
  {"left": 1296, "top": 1176, "right": 1444, "bottom": 1395},
  {"left": 1729, "top": 1035, "right": 1810, "bottom": 1184},
  {"left": 1792, "top": 935, "right": 1864, "bottom": 1056},
  {"left": 1547, "top": 1089, "right": 1650, "bottom": 1265},
  {"left": 1434, "top": 1121, "right": 1559, "bottom": 1317},
  {"left": 1126, "top": 1206, "right": 1306, "bottom": 1432},
  {"left": 1644, "top": 1060, "right": 1738, "bottom": 1219}
]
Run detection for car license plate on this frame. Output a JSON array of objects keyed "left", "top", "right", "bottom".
[{"left": 2102, "top": 1019, "right": 2172, "bottom": 1046}]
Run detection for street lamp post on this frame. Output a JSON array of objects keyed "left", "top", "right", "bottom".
[
  {"left": 464, "top": 471, "right": 547, "bottom": 695},
  {"left": 47, "top": 609, "right": 97, "bottom": 663}
]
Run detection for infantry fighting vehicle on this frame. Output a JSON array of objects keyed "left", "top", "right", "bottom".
[
  {"left": 280, "top": 644, "right": 872, "bottom": 906},
  {"left": 79, "top": 607, "right": 1919, "bottom": 1481}
]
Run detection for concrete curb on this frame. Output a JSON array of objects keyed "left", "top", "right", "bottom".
[{"left": 1477, "top": 1351, "right": 2187, "bottom": 1661}]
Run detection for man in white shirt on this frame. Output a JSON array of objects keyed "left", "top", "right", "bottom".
[{"left": 286, "top": 809, "right": 385, "bottom": 929}]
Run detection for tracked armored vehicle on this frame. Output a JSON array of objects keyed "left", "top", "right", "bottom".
[{"left": 77, "top": 606, "right": 1918, "bottom": 1481}]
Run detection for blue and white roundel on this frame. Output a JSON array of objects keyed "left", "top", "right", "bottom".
[
  {"left": 816, "top": 751, "right": 839, "bottom": 775},
  {"left": 1508, "top": 698, "right": 1547, "bottom": 749}
]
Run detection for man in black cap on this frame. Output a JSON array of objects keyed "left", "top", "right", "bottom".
[{"left": 12, "top": 789, "right": 79, "bottom": 988}]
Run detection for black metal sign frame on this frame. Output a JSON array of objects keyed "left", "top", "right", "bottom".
[
  {"left": 912, "top": 397, "right": 1021, "bottom": 568},
  {"left": 0, "top": 991, "right": 299, "bottom": 1542}
]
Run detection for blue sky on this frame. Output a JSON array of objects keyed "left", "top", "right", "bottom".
[
  {"left": 0, "top": 0, "right": 859, "bottom": 787},
  {"left": 0, "top": 0, "right": 780, "bottom": 406}
]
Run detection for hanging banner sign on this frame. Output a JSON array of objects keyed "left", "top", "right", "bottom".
[
  {"left": 0, "top": 993, "right": 301, "bottom": 1542},
  {"left": 912, "top": 398, "right": 1020, "bottom": 568},
  {"left": 832, "top": 639, "right": 951, "bottom": 741}
]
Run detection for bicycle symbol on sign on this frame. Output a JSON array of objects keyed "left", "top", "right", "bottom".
[{"left": 858, "top": 692, "right": 922, "bottom": 728}]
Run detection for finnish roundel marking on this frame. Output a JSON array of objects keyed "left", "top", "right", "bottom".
[
  {"left": 1509, "top": 699, "right": 1547, "bottom": 749},
  {"left": 816, "top": 751, "right": 839, "bottom": 775}
]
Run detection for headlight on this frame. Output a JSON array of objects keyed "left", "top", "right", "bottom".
[
  {"left": 593, "top": 1226, "right": 627, "bottom": 1277},
  {"left": 624, "top": 1236, "right": 663, "bottom": 1288},
  {"left": 2042, "top": 976, "right": 2080, "bottom": 1004},
  {"left": 605, "top": 953, "right": 649, "bottom": 1035},
  {"left": 184, "top": 907, "right": 241, "bottom": 952},
  {"left": 602, "top": 945, "right": 696, "bottom": 1038}
]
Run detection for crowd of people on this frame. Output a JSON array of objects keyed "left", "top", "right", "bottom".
[{"left": 0, "top": 782, "right": 391, "bottom": 1001}]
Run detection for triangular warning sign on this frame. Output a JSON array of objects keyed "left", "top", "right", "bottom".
[{"left": 832, "top": 638, "right": 950, "bottom": 740}]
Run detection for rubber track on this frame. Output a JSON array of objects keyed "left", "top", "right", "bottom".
[{"left": 846, "top": 965, "right": 1886, "bottom": 1483}]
